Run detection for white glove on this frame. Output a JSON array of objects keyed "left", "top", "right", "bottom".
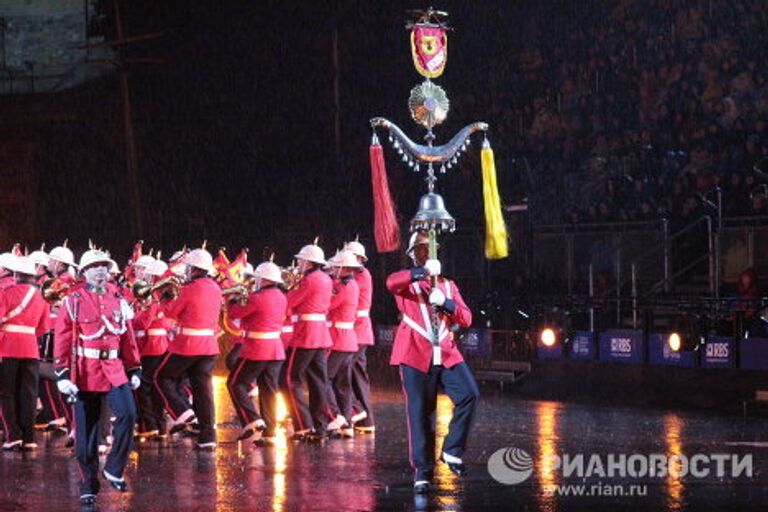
[
  {"left": 57, "top": 379, "right": 79, "bottom": 396},
  {"left": 131, "top": 375, "right": 141, "bottom": 390},
  {"left": 429, "top": 288, "right": 446, "bottom": 307},
  {"left": 424, "top": 259, "right": 441, "bottom": 276}
]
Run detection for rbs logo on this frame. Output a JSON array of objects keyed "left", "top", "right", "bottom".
[
  {"left": 611, "top": 337, "right": 632, "bottom": 353},
  {"left": 706, "top": 342, "right": 729, "bottom": 359}
]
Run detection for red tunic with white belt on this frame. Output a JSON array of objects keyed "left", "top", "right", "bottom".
[
  {"left": 385, "top": 268, "right": 472, "bottom": 373},
  {"left": 0, "top": 283, "right": 50, "bottom": 359},
  {"left": 353, "top": 267, "right": 374, "bottom": 346},
  {"left": 328, "top": 277, "right": 359, "bottom": 352},
  {"left": 162, "top": 276, "right": 222, "bottom": 356},
  {"left": 53, "top": 283, "right": 141, "bottom": 392},
  {"left": 228, "top": 286, "right": 287, "bottom": 361},
  {"left": 286, "top": 268, "right": 332, "bottom": 349},
  {"left": 132, "top": 302, "right": 170, "bottom": 357}
]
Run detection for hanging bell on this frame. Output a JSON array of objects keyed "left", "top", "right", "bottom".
[{"left": 410, "top": 192, "right": 456, "bottom": 234}]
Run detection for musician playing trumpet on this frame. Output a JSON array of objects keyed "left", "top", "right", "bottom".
[
  {"left": 131, "top": 260, "right": 174, "bottom": 440},
  {"left": 225, "top": 260, "right": 287, "bottom": 445}
]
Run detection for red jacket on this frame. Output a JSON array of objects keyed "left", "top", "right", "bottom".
[
  {"left": 163, "top": 277, "right": 222, "bottom": 356},
  {"left": 54, "top": 284, "right": 141, "bottom": 392},
  {"left": 281, "top": 307, "right": 294, "bottom": 349},
  {"left": 0, "top": 283, "right": 50, "bottom": 359},
  {"left": 286, "top": 269, "right": 332, "bottom": 349},
  {"left": 0, "top": 275, "right": 14, "bottom": 290},
  {"left": 386, "top": 268, "right": 472, "bottom": 372},
  {"left": 353, "top": 267, "right": 374, "bottom": 346},
  {"left": 132, "top": 302, "right": 171, "bottom": 357},
  {"left": 228, "top": 286, "right": 286, "bottom": 361},
  {"left": 328, "top": 277, "right": 359, "bottom": 352}
]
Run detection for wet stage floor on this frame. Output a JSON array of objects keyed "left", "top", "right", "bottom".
[{"left": 1, "top": 377, "right": 768, "bottom": 511}]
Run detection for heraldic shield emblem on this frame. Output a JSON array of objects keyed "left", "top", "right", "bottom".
[{"left": 410, "top": 24, "right": 447, "bottom": 79}]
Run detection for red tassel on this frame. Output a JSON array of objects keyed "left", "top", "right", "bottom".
[{"left": 370, "top": 143, "right": 400, "bottom": 252}]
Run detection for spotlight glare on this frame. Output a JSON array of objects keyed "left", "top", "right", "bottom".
[
  {"left": 540, "top": 328, "right": 557, "bottom": 347},
  {"left": 668, "top": 332, "right": 682, "bottom": 352}
]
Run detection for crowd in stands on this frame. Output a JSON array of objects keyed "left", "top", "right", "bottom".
[{"left": 490, "top": 0, "right": 768, "bottom": 225}]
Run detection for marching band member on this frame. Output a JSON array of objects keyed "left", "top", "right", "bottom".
[
  {"left": 155, "top": 248, "right": 222, "bottom": 450},
  {"left": 324, "top": 250, "right": 361, "bottom": 437},
  {"left": 284, "top": 242, "right": 333, "bottom": 442},
  {"left": 386, "top": 231, "right": 479, "bottom": 494},
  {"left": 223, "top": 264, "right": 255, "bottom": 374},
  {"left": 132, "top": 259, "right": 173, "bottom": 440},
  {"left": 41, "top": 244, "right": 79, "bottom": 443},
  {"left": 343, "top": 240, "right": 375, "bottom": 433},
  {"left": 226, "top": 260, "right": 286, "bottom": 445},
  {"left": 0, "top": 256, "right": 51, "bottom": 451},
  {"left": 28, "top": 249, "right": 69, "bottom": 432},
  {"left": 54, "top": 249, "right": 141, "bottom": 505}
]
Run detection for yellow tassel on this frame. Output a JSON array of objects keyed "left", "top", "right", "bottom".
[{"left": 481, "top": 143, "right": 509, "bottom": 259}]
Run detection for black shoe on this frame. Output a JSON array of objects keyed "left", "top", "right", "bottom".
[
  {"left": 413, "top": 480, "right": 430, "bottom": 494},
  {"left": 102, "top": 470, "right": 128, "bottom": 492},
  {"left": 65, "top": 437, "right": 75, "bottom": 449},
  {"left": 80, "top": 494, "right": 97, "bottom": 506},
  {"left": 253, "top": 437, "right": 276, "bottom": 447},
  {"left": 236, "top": 428, "right": 255, "bottom": 441},
  {"left": 439, "top": 455, "right": 467, "bottom": 476},
  {"left": 306, "top": 431, "right": 327, "bottom": 444}
]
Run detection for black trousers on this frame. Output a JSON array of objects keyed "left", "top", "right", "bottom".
[
  {"left": 351, "top": 345, "right": 374, "bottom": 426},
  {"left": 74, "top": 384, "right": 137, "bottom": 496},
  {"left": 325, "top": 351, "right": 355, "bottom": 420},
  {"left": 37, "top": 373, "right": 69, "bottom": 425},
  {"left": 282, "top": 347, "right": 329, "bottom": 433},
  {"left": 0, "top": 358, "right": 40, "bottom": 443},
  {"left": 136, "top": 355, "right": 167, "bottom": 434},
  {"left": 227, "top": 358, "right": 283, "bottom": 436},
  {"left": 399, "top": 362, "right": 479, "bottom": 481},
  {"left": 225, "top": 343, "right": 242, "bottom": 372},
  {"left": 155, "top": 353, "right": 216, "bottom": 444}
]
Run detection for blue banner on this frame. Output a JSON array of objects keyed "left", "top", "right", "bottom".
[
  {"left": 537, "top": 340, "right": 563, "bottom": 360},
  {"left": 460, "top": 329, "right": 490, "bottom": 357},
  {"left": 648, "top": 333, "right": 696, "bottom": 367},
  {"left": 701, "top": 336, "right": 735, "bottom": 369},
  {"left": 598, "top": 330, "right": 644, "bottom": 364},
  {"left": 569, "top": 331, "right": 596, "bottom": 361},
  {"left": 739, "top": 338, "right": 768, "bottom": 370}
]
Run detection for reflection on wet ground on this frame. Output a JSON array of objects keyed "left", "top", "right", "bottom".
[{"left": 1, "top": 377, "right": 767, "bottom": 511}]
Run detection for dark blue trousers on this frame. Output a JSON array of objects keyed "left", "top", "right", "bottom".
[
  {"left": 399, "top": 362, "right": 479, "bottom": 481},
  {"left": 74, "top": 384, "right": 137, "bottom": 495}
]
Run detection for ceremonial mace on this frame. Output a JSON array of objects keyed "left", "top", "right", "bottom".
[{"left": 368, "top": 8, "right": 509, "bottom": 364}]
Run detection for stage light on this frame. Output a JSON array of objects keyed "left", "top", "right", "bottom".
[
  {"left": 668, "top": 332, "right": 682, "bottom": 352},
  {"left": 540, "top": 327, "right": 557, "bottom": 347}
]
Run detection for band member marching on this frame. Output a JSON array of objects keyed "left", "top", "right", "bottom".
[
  {"left": 386, "top": 231, "right": 479, "bottom": 493},
  {"left": 53, "top": 249, "right": 142, "bottom": 505},
  {"left": 26, "top": 248, "right": 68, "bottom": 433},
  {"left": 225, "top": 260, "right": 286, "bottom": 445},
  {"left": 0, "top": 256, "right": 51, "bottom": 451},
  {"left": 155, "top": 248, "right": 222, "bottom": 450},
  {"left": 324, "top": 250, "right": 361, "bottom": 437},
  {"left": 132, "top": 259, "right": 174, "bottom": 440},
  {"left": 343, "top": 240, "right": 376, "bottom": 433},
  {"left": 284, "top": 242, "right": 333, "bottom": 442}
]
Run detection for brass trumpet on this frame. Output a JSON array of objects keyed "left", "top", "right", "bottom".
[
  {"left": 221, "top": 283, "right": 249, "bottom": 305},
  {"left": 42, "top": 277, "right": 72, "bottom": 303},
  {"left": 281, "top": 265, "right": 303, "bottom": 291},
  {"left": 133, "top": 275, "right": 181, "bottom": 305}
]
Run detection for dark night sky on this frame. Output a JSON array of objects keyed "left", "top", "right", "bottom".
[{"left": 22, "top": 1, "right": 524, "bottom": 259}]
